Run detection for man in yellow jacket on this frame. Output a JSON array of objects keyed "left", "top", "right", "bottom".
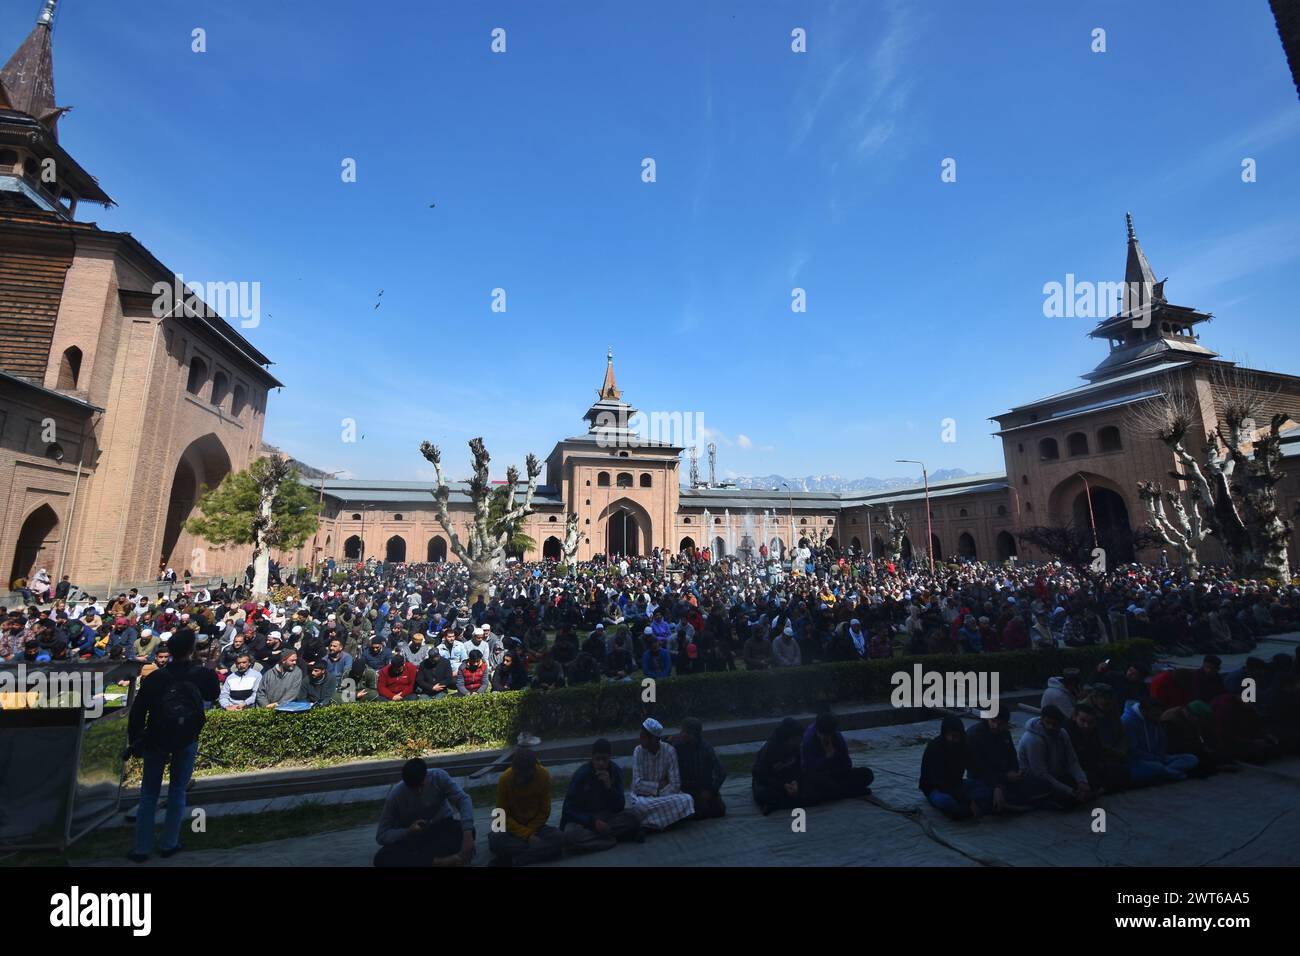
[{"left": 488, "top": 749, "right": 564, "bottom": 866}]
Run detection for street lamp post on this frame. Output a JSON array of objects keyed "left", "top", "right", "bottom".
[
  {"left": 308, "top": 470, "right": 345, "bottom": 579},
  {"left": 897, "top": 459, "right": 935, "bottom": 575},
  {"left": 780, "top": 482, "right": 795, "bottom": 562}
]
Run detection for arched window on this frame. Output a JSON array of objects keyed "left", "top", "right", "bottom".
[
  {"left": 959, "top": 508, "right": 968, "bottom": 517},
  {"left": 997, "top": 504, "right": 1007, "bottom": 516},
  {"left": 56, "top": 346, "right": 82, "bottom": 390},
  {"left": 1067, "top": 432, "right": 1089, "bottom": 456},
  {"left": 714, "top": 517, "right": 722, "bottom": 525},
  {"left": 1038, "top": 437, "right": 1059, "bottom": 461},
  {"left": 683, "top": 517, "right": 692, "bottom": 525},
  {"left": 351, "top": 513, "right": 361, "bottom": 520},
  {"left": 230, "top": 384, "right": 247, "bottom": 416},
  {"left": 597, "top": 472, "right": 610, "bottom": 487},
  {"left": 211, "top": 371, "right": 230, "bottom": 407},
  {"left": 639, "top": 473, "right": 652, "bottom": 488},
  {"left": 616, "top": 472, "right": 633, "bottom": 488},
  {"left": 1098, "top": 426, "right": 1122, "bottom": 452},
  {"left": 186, "top": 356, "right": 208, "bottom": 395},
  {"left": 393, "top": 514, "right": 403, "bottom": 521},
  {"left": 958, "top": 532, "right": 977, "bottom": 559},
  {"left": 548, "top": 515, "right": 558, "bottom": 522},
  {"left": 800, "top": 518, "right": 808, "bottom": 525}
]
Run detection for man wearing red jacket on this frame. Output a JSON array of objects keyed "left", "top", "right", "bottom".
[{"left": 378, "top": 655, "right": 418, "bottom": 701}]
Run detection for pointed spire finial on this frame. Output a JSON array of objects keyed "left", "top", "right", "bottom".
[
  {"left": 1126, "top": 211, "right": 1135, "bottom": 242},
  {"left": 599, "top": 349, "right": 620, "bottom": 400},
  {"left": 37, "top": 0, "right": 57, "bottom": 28}
]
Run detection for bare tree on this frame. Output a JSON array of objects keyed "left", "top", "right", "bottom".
[
  {"left": 1127, "top": 367, "right": 1292, "bottom": 577},
  {"left": 1137, "top": 481, "right": 1209, "bottom": 579},
  {"left": 883, "top": 505, "right": 907, "bottom": 563},
  {"left": 419, "top": 437, "right": 541, "bottom": 598},
  {"left": 1015, "top": 524, "right": 1092, "bottom": 566},
  {"left": 561, "top": 510, "right": 585, "bottom": 565}
]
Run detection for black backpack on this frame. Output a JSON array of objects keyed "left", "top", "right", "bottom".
[{"left": 154, "top": 667, "right": 205, "bottom": 752}]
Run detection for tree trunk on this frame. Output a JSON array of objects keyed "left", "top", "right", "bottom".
[{"left": 252, "top": 486, "right": 274, "bottom": 598}]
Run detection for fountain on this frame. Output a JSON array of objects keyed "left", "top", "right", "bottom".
[{"left": 739, "top": 510, "right": 757, "bottom": 564}]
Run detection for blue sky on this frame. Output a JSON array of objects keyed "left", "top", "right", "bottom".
[{"left": 13, "top": 0, "right": 1300, "bottom": 482}]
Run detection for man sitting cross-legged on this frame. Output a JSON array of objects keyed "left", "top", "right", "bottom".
[
  {"left": 1016, "top": 704, "right": 1093, "bottom": 809},
  {"left": 627, "top": 718, "right": 695, "bottom": 830},
  {"left": 672, "top": 717, "right": 727, "bottom": 819},
  {"left": 800, "top": 712, "right": 873, "bottom": 804},
  {"left": 373, "top": 758, "right": 476, "bottom": 867},
  {"left": 560, "top": 738, "right": 644, "bottom": 853},
  {"left": 488, "top": 749, "right": 565, "bottom": 866},
  {"left": 919, "top": 715, "right": 983, "bottom": 819},
  {"left": 965, "top": 712, "right": 1049, "bottom": 812}
]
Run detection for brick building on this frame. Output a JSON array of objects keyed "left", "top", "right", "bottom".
[
  {"left": 4, "top": 4, "right": 1299, "bottom": 592},
  {"left": 308, "top": 220, "right": 1300, "bottom": 573},
  {"left": 0, "top": 2, "right": 281, "bottom": 594}
]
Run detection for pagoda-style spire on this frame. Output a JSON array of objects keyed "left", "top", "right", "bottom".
[
  {"left": 599, "top": 347, "right": 621, "bottom": 400},
  {"left": 1122, "top": 211, "right": 1163, "bottom": 316},
  {"left": 0, "top": 0, "right": 68, "bottom": 138}
]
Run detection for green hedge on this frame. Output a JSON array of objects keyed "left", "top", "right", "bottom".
[{"left": 197, "top": 641, "right": 1153, "bottom": 772}]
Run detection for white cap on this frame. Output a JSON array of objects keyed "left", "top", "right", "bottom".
[
  {"left": 292, "top": 625, "right": 303, "bottom": 634},
  {"left": 473, "top": 626, "right": 484, "bottom": 637}
]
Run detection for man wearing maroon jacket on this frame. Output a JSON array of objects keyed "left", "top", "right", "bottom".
[{"left": 378, "top": 654, "right": 418, "bottom": 701}]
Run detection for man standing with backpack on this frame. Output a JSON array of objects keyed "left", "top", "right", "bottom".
[{"left": 125, "top": 629, "right": 219, "bottom": 862}]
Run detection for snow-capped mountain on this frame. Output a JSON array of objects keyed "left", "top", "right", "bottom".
[{"left": 723, "top": 469, "right": 972, "bottom": 492}]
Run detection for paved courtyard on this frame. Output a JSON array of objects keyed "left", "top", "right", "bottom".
[{"left": 81, "top": 713, "right": 1300, "bottom": 868}]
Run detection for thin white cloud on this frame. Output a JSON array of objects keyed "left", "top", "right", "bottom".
[{"left": 1169, "top": 219, "right": 1300, "bottom": 300}]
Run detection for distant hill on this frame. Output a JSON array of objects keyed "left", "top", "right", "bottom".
[
  {"left": 724, "top": 469, "right": 973, "bottom": 492},
  {"left": 261, "top": 443, "right": 332, "bottom": 481}
]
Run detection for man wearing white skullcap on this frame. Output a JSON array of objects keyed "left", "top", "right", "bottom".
[{"left": 627, "top": 717, "right": 694, "bottom": 830}]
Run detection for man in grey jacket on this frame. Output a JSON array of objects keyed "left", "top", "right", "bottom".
[
  {"left": 1016, "top": 705, "right": 1092, "bottom": 809},
  {"left": 374, "top": 758, "right": 476, "bottom": 867},
  {"left": 398, "top": 631, "right": 433, "bottom": 667},
  {"left": 256, "top": 649, "right": 303, "bottom": 708},
  {"left": 771, "top": 625, "right": 802, "bottom": 668}
]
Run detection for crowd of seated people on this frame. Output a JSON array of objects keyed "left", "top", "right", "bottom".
[
  {"left": 373, "top": 709, "right": 878, "bottom": 867},
  {"left": 919, "top": 652, "right": 1300, "bottom": 819}
]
